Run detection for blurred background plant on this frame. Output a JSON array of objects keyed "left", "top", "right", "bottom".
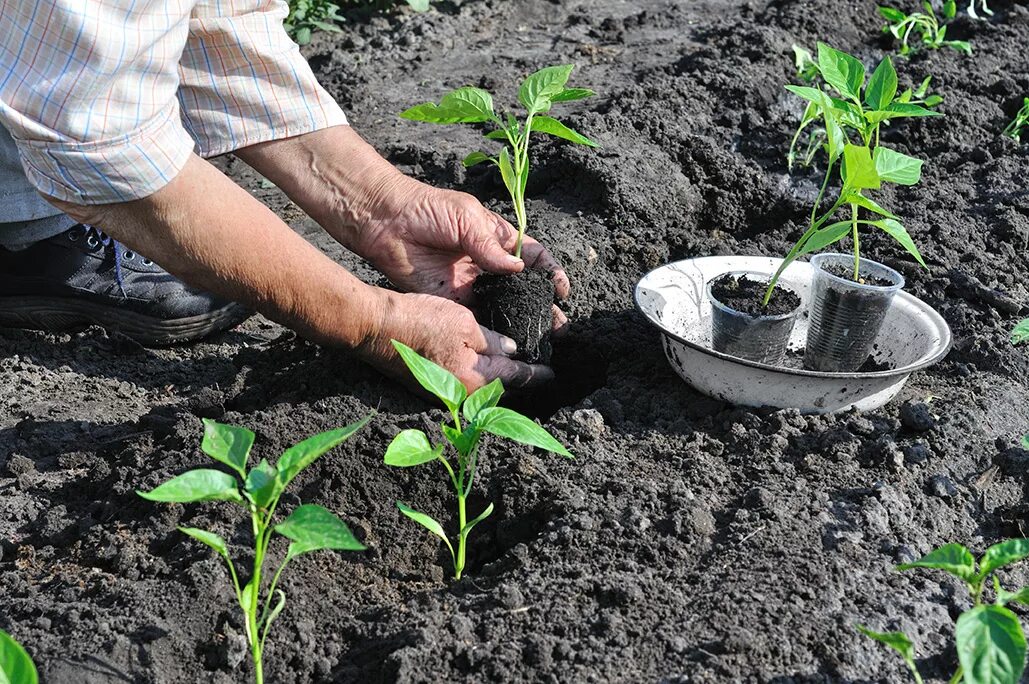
[{"left": 285, "top": 0, "right": 429, "bottom": 45}]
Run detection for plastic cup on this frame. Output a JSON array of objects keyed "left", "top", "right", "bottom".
[
  {"left": 707, "top": 271, "right": 801, "bottom": 366},
  {"left": 803, "top": 253, "right": 905, "bottom": 372}
]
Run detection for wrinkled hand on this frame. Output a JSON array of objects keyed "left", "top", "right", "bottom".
[
  {"left": 360, "top": 291, "right": 555, "bottom": 392},
  {"left": 350, "top": 176, "right": 570, "bottom": 330}
]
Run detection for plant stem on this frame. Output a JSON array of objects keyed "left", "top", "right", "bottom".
[
  {"left": 851, "top": 203, "right": 861, "bottom": 281},
  {"left": 905, "top": 658, "right": 925, "bottom": 684},
  {"left": 455, "top": 493, "right": 467, "bottom": 580},
  {"left": 949, "top": 665, "right": 963, "bottom": 684}
]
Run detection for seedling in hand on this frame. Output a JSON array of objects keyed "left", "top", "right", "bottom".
[
  {"left": 385, "top": 341, "right": 570, "bottom": 579},
  {"left": 138, "top": 417, "right": 372, "bottom": 684},
  {"left": 879, "top": 1, "right": 972, "bottom": 57},
  {"left": 400, "top": 64, "right": 597, "bottom": 258},
  {"left": 859, "top": 540, "right": 1029, "bottom": 684},
  {"left": 769, "top": 44, "right": 937, "bottom": 304},
  {"left": 0, "top": 628, "right": 37, "bottom": 684},
  {"left": 1003, "top": 98, "right": 1029, "bottom": 143}
]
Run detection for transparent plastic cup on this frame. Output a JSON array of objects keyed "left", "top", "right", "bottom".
[
  {"left": 803, "top": 253, "right": 905, "bottom": 372},
  {"left": 707, "top": 271, "right": 801, "bottom": 366}
]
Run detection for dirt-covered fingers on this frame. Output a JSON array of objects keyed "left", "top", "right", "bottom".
[
  {"left": 552, "top": 304, "right": 569, "bottom": 336},
  {"left": 477, "top": 325, "right": 518, "bottom": 356},
  {"left": 473, "top": 354, "right": 555, "bottom": 388}
]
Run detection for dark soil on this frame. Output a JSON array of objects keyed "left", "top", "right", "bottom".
[
  {"left": 473, "top": 269, "right": 555, "bottom": 364},
  {"left": 821, "top": 261, "right": 897, "bottom": 288},
  {"left": 710, "top": 273, "right": 801, "bottom": 316},
  {"left": 3, "top": 0, "right": 1029, "bottom": 683}
]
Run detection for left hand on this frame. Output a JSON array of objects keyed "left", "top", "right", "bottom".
[{"left": 349, "top": 176, "right": 571, "bottom": 330}]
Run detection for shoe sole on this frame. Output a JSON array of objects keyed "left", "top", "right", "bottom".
[{"left": 0, "top": 296, "right": 253, "bottom": 346}]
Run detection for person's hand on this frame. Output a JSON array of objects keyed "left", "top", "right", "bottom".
[
  {"left": 349, "top": 175, "right": 571, "bottom": 331},
  {"left": 360, "top": 290, "right": 555, "bottom": 392}
]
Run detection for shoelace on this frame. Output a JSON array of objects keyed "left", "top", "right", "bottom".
[{"left": 80, "top": 224, "right": 127, "bottom": 296}]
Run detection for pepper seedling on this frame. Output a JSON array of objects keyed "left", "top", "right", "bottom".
[
  {"left": 385, "top": 340, "right": 571, "bottom": 579},
  {"left": 138, "top": 417, "right": 372, "bottom": 684},
  {"left": 399, "top": 64, "right": 597, "bottom": 258},
  {"left": 879, "top": 1, "right": 972, "bottom": 57},
  {"left": 767, "top": 44, "right": 938, "bottom": 304},
  {"left": 1003, "top": 98, "right": 1029, "bottom": 143},
  {"left": 859, "top": 540, "right": 1029, "bottom": 684},
  {"left": 1013, "top": 319, "right": 1029, "bottom": 345},
  {"left": 0, "top": 628, "right": 37, "bottom": 684}
]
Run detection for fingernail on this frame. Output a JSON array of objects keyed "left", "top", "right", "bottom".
[
  {"left": 508, "top": 255, "right": 523, "bottom": 263},
  {"left": 501, "top": 336, "right": 517, "bottom": 354}
]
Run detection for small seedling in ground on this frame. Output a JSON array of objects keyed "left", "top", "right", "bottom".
[
  {"left": 138, "top": 418, "right": 371, "bottom": 684},
  {"left": 400, "top": 64, "right": 597, "bottom": 258},
  {"left": 1013, "top": 319, "right": 1029, "bottom": 345},
  {"left": 0, "top": 628, "right": 37, "bottom": 684},
  {"left": 769, "top": 44, "right": 937, "bottom": 303},
  {"left": 285, "top": 0, "right": 428, "bottom": 45},
  {"left": 879, "top": 1, "right": 972, "bottom": 57},
  {"left": 859, "top": 539, "right": 1029, "bottom": 683},
  {"left": 385, "top": 340, "right": 570, "bottom": 579},
  {"left": 1003, "top": 98, "right": 1029, "bottom": 143}
]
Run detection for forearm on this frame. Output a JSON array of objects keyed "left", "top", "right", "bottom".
[{"left": 49, "top": 154, "right": 386, "bottom": 349}]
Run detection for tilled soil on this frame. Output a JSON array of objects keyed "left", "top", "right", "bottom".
[{"left": 2, "top": 0, "right": 1029, "bottom": 682}]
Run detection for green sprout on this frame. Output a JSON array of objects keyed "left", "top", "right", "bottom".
[
  {"left": 1003, "top": 98, "right": 1029, "bottom": 143},
  {"left": 386, "top": 341, "right": 570, "bottom": 579},
  {"left": 1013, "top": 318, "right": 1029, "bottom": 345},
  {"left": 859, "top": 540, "right": 1029, "bottom": 684},
  {"left": 285, "top": 0, "right": 428, "bottom": 45},
  {"left": 138, "top": 418, "right": 372, "bottom": 684},
  {"left": 400, "top": 64, "right": 597, "bottom": 259},
  {"left": 0, "top": 629, "right": 37, "bottom": 684},
  {"left": 768, "top": 44, "right": 936, "bottom": 304},
  {"left": 879, "top": 1, "right": 972, "bottom": 57}
]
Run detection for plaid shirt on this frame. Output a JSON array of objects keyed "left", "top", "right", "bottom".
[{"left": 0, "top": 0, "right": 347, "bottom": 205}]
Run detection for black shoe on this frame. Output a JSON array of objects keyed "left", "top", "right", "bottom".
[{"left": 0, "top": 225, "right": 251, "bottom": 345}]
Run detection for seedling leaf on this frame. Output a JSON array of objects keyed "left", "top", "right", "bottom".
[
  {"left": 476, "top": 407, "right": 571, "bottom": 456},
  {"left": 897, "top": 542, "right": 976, "bottom": 581},
  {"left": 995, "top": 579, "right": 1029, "bottom": 607},
  {"left": 518, "top": 64, "right": 574, "bottom": 113},
  {"left": 874, "top": 147, "right": 923, "bottom": 185},
  {"left": 879, "top": 5, "right": 908, "bottom": 22},
  {"left": 463, "top": 151, "right": 491, "bottom": 167},
  {"left": 842, "top": 144, "right": 881, "bottom": 190},
  {"left": 870, "top": 219, "right": 927, "bottom": 268},
  {"left": 0, "top": 629, "right": 38, "bottom": 684},
  {"left": 856, "top": 625, "right": 917, "bottom": 662},
  {"left": 979, "top": 539, "right": 1029, "bottom": 579},
  {"left": 277, "top": 415, "right": 372, "bottom": 489},
  {"left": 955, "top": 605, "right": 1027, "bottom": 684},
  {"left": 497, "top": 147, "right": 518, "bottom": 201},
  {"left": 137, "top": 469, "right": 242, "bottom": 504},
  {"left": 1011, "top": 319, "right": 1029, "bottom": 345},
  {"left": 463, "top": 378, "right": 504, "bottom": 424},
  {"left": 886, "top": 102, "right": 942, "bottom": 118},
  {"left": 385, "top": 429, "right": 441, "bottom": 468},
  {"left": 391, "top": 340, "right": 466, "bottom": 413},
  {"left": 849, "top": 193, "right": 898, "bottom": 218},
  {"left": 276, "top": 504, "right": 366, "bottom": 558},
  {"left": 400, "top": 87, "right": 496, "bottom": 124},
  {"left": 178, "top": 527, "right": 231, "bottom": 559},
  {"left": 530, "top": 115, "right": 597, "bottom": 147},
  {"left": 799, "top": 221, "right": 852, "bottom": 256},
  {"left": 397, "top": 502, "right": 455, "bottom": 561},
  {"left": 245, "top": 459, "right": 279, "bottom": 509},
  {"left": 441, "top": 423, "right": 478, "bottom": 455},
  {"left": 201, "top": 420, "right": 254, "bottom": 478},
  {"left": 550, "top": 87, "right": 595, "bottom": 102},
  {"left": 263, "top": 589, "right": 287, "bottom": 633},
  {"left": 865, "top": 57, "right": 899, "bottom": 111},
  {"left": 817, "top": 42, "right": 865, "bottom": 101},
  {"left": 461, "top": 502, "right": 495, "bottom": 537},
  {"left": 406, "top": 0, "right": 430, "bottom": 10}
]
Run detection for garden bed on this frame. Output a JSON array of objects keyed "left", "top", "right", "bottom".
[{"left": 2, "top": 0, "right": 1029, "bottom": 681}]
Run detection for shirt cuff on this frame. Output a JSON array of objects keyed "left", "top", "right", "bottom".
[{"left": 11, "top": 103, "right": 195, "bottom": 205}]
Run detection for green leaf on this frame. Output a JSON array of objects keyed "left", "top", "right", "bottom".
[
  {"left": 201, "top": 420, "right": 254, "bottom": 479},
  {"left": 550, "top": 87, "right": 595, "bottom": 102},
  {"left": 137, "top": 469, "right": 242, "bottom": 504},
  {"left": 886, "top": 102, "right": 943, "bottom": 118},
  {"left": 476, "top": 407, "right": 571, "bottom": 457},
  {"left": 995, "top": 579, "right": 1029, "bottom": 607},
  {"left": 245, "top": 459, "right": 279, "bottom": 509},
  {"left": 979, "top": 539, "right": 1029, "bottom": 579},
  {"left": 518, "top": 64, "right": 574, "bottom": 113},
  {"left": 262, "top": 589, "right": 287, "bottom": 633},
  {"left": 384, "top": 429, "right": 441, "bottom": 468},
  {"left": 897, "top": 542, "right": 976, "bottom": 581},
  {"left": 275, "top": 504, "right": 366, "bottom": 558},
  {"left": 943, "top": 0, "right": 957, "bottom": 18},
  {"left": 0, "top": 629, "right": 37, "bottom": 684},
  {"left": 530, "top": 116, "right": 598, "bottom": 147},
  {"left": 914, "top": 75, "right": 933, "bottom": 98},
  {"left": 1012, "top": 319, "right": 1029, "bottom": 345},
  {"left": 946, "top": 40, "right": 973, "bottom": 55},
  {"left": 178, "top": 527, "right": 230, "bottom": 558},
  {"left": 956, "top": 605, "right": 1027, "bottom": 684},
  {"left": 397, "top": 502, "right": 455, "bottom": 561},
  {"left": 784, "top": 84, "right": 826, "bottom": 105},
  {"left": 463, "top": 378, "right": 504, "bottom": 424},
  {"left": 484, "top": 129, "right": 510, "bottom": 140},
  {"left": 405, "top": 0, "right": 430, "bottom": 11},
  {"left": 400, "top": 86, "right": 496, "bottom": 124},
  {"left": 441, "top": 423, "right": 478, "bottom": 456},
  {"left": 390, "top": 340, "right": 466, "bottom": 413},
  {"left": 879, "top": 5, "right": 908, "bottom": 22},
  {"left": 461, "top": 502, "right": 495, "bottom": 537},
  {"left": 463, "top": 151, "right": 491, "bottom": 167},
  {"left": 294, "top": 27, "right": 312, "bottom": 45},
  {"left": 817, "top": 42, "right": 865, "bottom": 101},
  {"left": 1022, "top": 435, "right": 1029, "bottom": 450},
  {"left": 497, "top": 146, "right": 518, "bottom": 201},
  {"left": 308, "top": 20, "right": 340, "bottom": 32},
  {"left": 865, "top": 57, "right": 898, "bottom": 111},
  {"left": 849, "top": 192, "right": 898, "bottom": 218},
  {"left": 798, "top": 221, "right": 852, "bottom": 256},
  {"left": 842, "top": 144, "right": 881, "bottom": 190},
  {"left": 871, "top": 219, "right": 927, "bottom": 268},
  {"left": 856, "top": 624, "right": 917, "bottom": 662},
  {"left": 277, "top": 415, "right": 371, "bottom": 488},
  {"left": 874, "top": 147, "right": 923, "bottom": 186},
  {"left": 240, "top": 581, "right": 254, "bottom": 615}
]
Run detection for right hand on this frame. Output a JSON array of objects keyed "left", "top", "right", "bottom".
[{"left": 359, "top": 291, "right": 555, "bottom": 393}]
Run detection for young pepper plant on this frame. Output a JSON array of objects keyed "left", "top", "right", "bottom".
[
  {"left": 879, "top": 1, "right": 973, "bottom": 57},
  {"left": 1003, "top": 98, "right": 1029, "bottom": 143},
  {"left": 0, "top": 628, "right": 37, "bottom": 684},
  {"left": 385, "top": 340, "right": 571, "bottom": 580},
  {"left": 399, "top": 64, "right": 597, "bottom": 258},
  {"left": 138, "top": 417, "right": 371, "bottom": 684},
  {"left": 859, "top": 540, "right": 1029, "bottom": 684},
  {"left": 766, "top": 44, "right": 937, "bottom": 304}
]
